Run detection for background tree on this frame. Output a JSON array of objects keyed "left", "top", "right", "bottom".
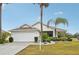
[
  {"left": 65, "top": 33, "right": 74, "bottom": 38},
  {"left": 73, "top": 32, "right": 79, "bottom": 38}
]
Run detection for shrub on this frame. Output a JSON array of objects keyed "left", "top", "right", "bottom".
[
  {"left": 0, "top": 39, "right": 5, "bottom": 44},
  {"left": 2, "top": 32, "right": 11, "bottom": 39},
  {"left": 58, "top": 32, "right": 66, "bottom": 38},
  {"left": 51, "top": 36, "right": 72, "bottom": 41},
  {"left": 58, "top": 37, "right": 67, "bottom": 41},
  {"left": 52, "top": 37, "right": 68, "bottom": 41},
  {"left": 42, "top": 39, "right": 46, "bottom": 42},
  {"left": 0, "top": 32, "right": 11, "bottom": 44},
  {"left": 66, "top": 38, "right": 72, "bottom": 41},
  {"left": 47, "top": 37, "right": 52, "bottom": 43},
  {"left": 52, "top": 37, "right": 58, "bottom": 41},
  {"left": 42, "top": 33, "right": 49, "bottom": 42},
  {"left": 9, "top": 37, "right": 13, "bottom": 43}
]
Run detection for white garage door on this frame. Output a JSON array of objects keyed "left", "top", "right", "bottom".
[{"left": 12, "top": 31, "right": 39, "bottom": 42}]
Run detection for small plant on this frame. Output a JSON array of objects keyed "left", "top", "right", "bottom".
[
  {"left": 9, "top": 37, "right": 14, "bottom": 43},
  {"left": 42, "top": 33, "right": 49, "bottom": 42}
]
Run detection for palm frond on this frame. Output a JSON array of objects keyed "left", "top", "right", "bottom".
[
  {"left": 39, "top": 3, "right": 49, "bottom": 8},
  {"left": 55, "top": 17, "right": 68, "bottom": 26},
  {"left": 43, "top": 3, "right": 49, "bottom": 8}
]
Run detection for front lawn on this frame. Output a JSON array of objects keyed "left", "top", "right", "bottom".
[{"left": 16, "top": 41, "right": 79, "bottom": 55}]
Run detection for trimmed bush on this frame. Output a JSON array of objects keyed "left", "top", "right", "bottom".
[
  {"left": 51, "top": 37, "right": 71, "bottom": 41},
  {"left": 58, "top": 37, "right": 67, "bottom": 41},
  {"left": 42, "top": 39, "right": 46, "bottom": 42},
  {"left": 66, "top": 38, "right": 72, "bottom": 41},
  {"left": 47, "top": 37, "right": 52, "bottom": 43},
  {"left": 52, "top": 37, "right": 58, "bottom": 41},
  {"left": 9, "top": 37, "right": 13, "bottom": 43},
  {"left": 0, "top": 39, "right": 5, "bottom": 44}
]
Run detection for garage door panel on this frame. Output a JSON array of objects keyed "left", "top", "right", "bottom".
[{"left": 12, "top": 31, "right": 39, "bottom": 42}]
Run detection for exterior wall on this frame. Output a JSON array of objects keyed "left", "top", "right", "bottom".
[
  {"left": 32, "top": 23, "right": 56, "bottom": 37},
  {"left": 53, "top": 29, "right": 55, "bottom": 37},
  {"left": 11, "top": 31, "right": 40, "bottom": 42},
  {"left": 11, "top": 23, "right": 63, "bottom": 42},
  {"left": 33, "top": 23, "right": 53, "bottom": 31}
]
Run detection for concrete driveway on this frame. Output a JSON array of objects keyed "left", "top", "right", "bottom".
[{"left": 0, "top": 42, "right": 30, "bottom": 55}]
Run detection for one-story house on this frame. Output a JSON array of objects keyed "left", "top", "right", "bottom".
[{"left": 10, "top": 22, "right": 65, "bottom": 42}]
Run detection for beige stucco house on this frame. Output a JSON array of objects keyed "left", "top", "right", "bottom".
[{"left": 10, "top": 22, "right": 65, "bottom": 42}]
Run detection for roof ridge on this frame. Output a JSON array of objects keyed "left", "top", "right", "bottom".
[
  {"left": 32, "top": 21, "right": 40, "bottom": 26},
  {"left": 32, "top": 21, "right": 65, "bottom": 31},
  {"left": 19, "top": 23, "right": 32, "bottom": 29}
]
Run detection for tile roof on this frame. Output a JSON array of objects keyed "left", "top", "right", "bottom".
[
  {"left": 10, "top": 22, "right": 65, "bottom": 32},
  {"left": 32, "top": 22, "right": 66, "bottom": 31}
]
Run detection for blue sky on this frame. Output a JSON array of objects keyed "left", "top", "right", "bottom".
[{"left": 2, "top": 3, "right": 79, "bottom": 34}]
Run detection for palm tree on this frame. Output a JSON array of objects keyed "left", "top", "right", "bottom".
[
  {"left": 0, "top": 3, "right": 2, "bottom": 40},
  {"left": 34, "top": 3, "right": 49, "bottom": 50},
  {"left": 47, "top": 17, "right": 68, "bottom": 37}
]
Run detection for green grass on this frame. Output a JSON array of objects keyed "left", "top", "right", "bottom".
[{"left": 16, "top": 41, "right": 79, "bottom": 55}]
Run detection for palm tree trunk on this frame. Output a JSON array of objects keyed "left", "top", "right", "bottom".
[
  {"left": 39, "top": 3, "right": 43, "bottom": 50},
  {"left": 55, "top": 25, "right": 56, "bottom": 37},
  {"left": 0, "top": 3, "right": 2, "bottom": 40},
  {"left": 55, "top": 28, "right": 56, "bottom": 37}
]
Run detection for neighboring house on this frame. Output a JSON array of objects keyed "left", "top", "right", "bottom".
[{"left": 10, "top": 22, "right": 65, "bottom": 42}]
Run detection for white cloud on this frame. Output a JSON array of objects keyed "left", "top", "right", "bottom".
[{"left": 54, "top": 11, "right": 64, "bottom": 15}]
